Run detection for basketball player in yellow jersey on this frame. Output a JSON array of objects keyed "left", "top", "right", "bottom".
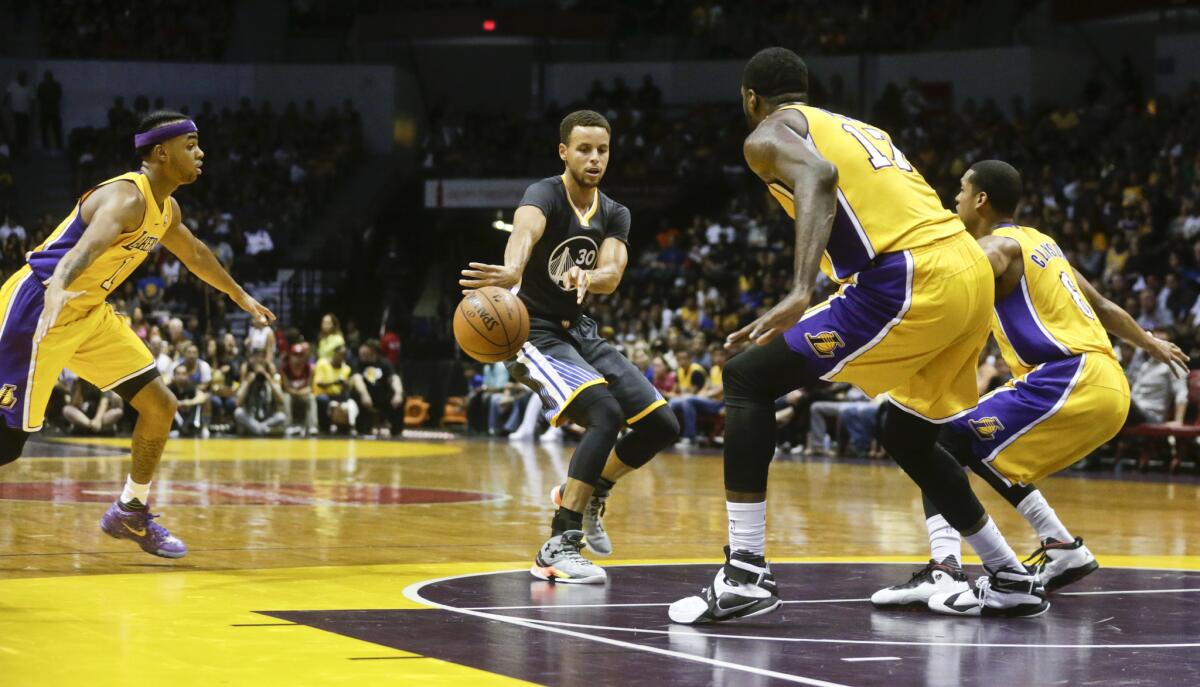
[
  {"left": 0, "top": 110, "right": 275, "bottom": 558},
  {"left": 671, "top": 48, "right": 1046, "bottom": 624},
  {"left": 867, "top": 160, "right": 1187, "bottom": 616}
]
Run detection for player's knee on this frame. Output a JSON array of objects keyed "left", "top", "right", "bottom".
[
  {"left": 569, "top": 387, "right": 623, "bottom": 438},
  {"left": 722, "top": 352, "right": 756, "bottom": 399},
  {"left": 616, "top": 405, "right": 678, "bottom": 469},
  {"left": 641, "top": 404, "right": 679, "bottom": 447},
  {"left": 133, "top": 381, "right": 177, "bottom": 424}
]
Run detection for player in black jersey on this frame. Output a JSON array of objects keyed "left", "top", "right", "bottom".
[{"left": 460, "top": 110, "right": 679, "bottom": 583}]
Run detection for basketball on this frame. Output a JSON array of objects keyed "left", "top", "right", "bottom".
[{"left": 453, "top": 286, "right": 530, "bottom": 362}]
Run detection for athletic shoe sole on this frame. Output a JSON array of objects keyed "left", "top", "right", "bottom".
[
  {"left": 529, "top": 563, "right": 606, "bottom": 585},
  {"left": 981, "top": 600, "right": 1050, "bottom": 618},
  {"left": 1044, "top": 559, "right": 1099, "bottom": 593},
  {"left": 669, "top": 595, "right": 781, "bottom": 624},
  {"left": 101, "top": 527, "right": 188, "bottom": 559}
]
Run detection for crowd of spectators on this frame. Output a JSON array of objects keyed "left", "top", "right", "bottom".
[
  {"left": 40, "top": 0, "right": 233, "bottom": 61},
  {"left": 596, "top": 0, "right": 968, "bottom": 59},
  {"left": 44, "top": 309, "right": 405, "bottom": 440}
]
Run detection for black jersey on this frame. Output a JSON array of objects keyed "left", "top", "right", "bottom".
[{"left": 516, "top": 174, "right": 631, "bottom": 320}]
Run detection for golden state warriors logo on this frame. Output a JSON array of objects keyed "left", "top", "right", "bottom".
[
  {"left": 548, "top": 237, "right": 598, "bottom": 291},
  {"left": 804, "top": 331, "right": 845, "bottom": 358},
  {"left": 968, "top": 416, "right": 1005, "bottom": 441},
  {"left": 0, "top": 384, "right": 17, "bottom": 410}
]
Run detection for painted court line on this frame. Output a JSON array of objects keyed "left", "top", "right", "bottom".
[
  {"left": 404, "top": 572, "right": 853, "bottom": 687},
  {"left": 512, "top": 616, "right": 1200, "bottom": 650},
  {"left": 464, "top": 597, "right": 870, "bottom": 611},
  {"left": 465, "top": 588, "right": 1200, "bottom": 612},
  {"left": 1060, "top": 587, "right": 1200, "bottom": 597},
  {"left": 841, "top": 657, "right": 901, "bottom": 662}
]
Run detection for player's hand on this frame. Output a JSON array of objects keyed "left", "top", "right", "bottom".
[
  {"left": 726, "top": 291, "right": 811, "bottom": 348},
  {"left": 1145, "top": 334, "right": 1189, "bottom": 379},
  {"left": 234, "top": 291, "right": 276, "bottom": 325},
  {"left": 563, "top": 266, "right": 592, "bottom": 304},
  {"left": 459, "top": 263, "right": 519, "bottom": 294},
  {"left": 34, "top": 282, "right": 84, "bottom": 344}
]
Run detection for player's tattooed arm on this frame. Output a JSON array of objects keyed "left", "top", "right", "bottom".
[
  {"left": 34, "top": 184, "right": 144, "bottom": 342},
  {"left": 1073, "top": 267, "right": 1189, "bottom": 377},
  {"left": 729, "top": 112, "right": 837, "bottom": 346},
  {"left": 459, "top": 204, "right": 546, "bottom": 293},
  {"left": 161, "top": 197, "right": 275, "bottom": 325}
]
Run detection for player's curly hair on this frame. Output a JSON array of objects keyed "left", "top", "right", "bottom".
[
  {"left": 559, "top": 110, "right": 611, "bottom": 145},
  {"left": 969, "top": 160, "right": 1023, "bottom": 216},
  {"left": 743, "top": 47, "right": 809, "bottom": 104},
  {"left": 135, "top": 109, "right": 189, "bottom": 159}
]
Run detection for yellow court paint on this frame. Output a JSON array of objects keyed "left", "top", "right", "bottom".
[
  {"left": 0, "top": 561, "right": 533, "bottom": 687},
  {"left": 26, "top": 438, "right": 462, "bottom": 462}
]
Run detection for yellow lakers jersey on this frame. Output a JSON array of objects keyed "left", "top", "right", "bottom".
[
  {"left": 27, "top": 172, "right": 171, "bottom": 312},
  {"left": 991, "top": 225, "right": 1115, "bottom": 376},
  {"left": 764, "top": 104, "right": 963, "bottom": 281}
]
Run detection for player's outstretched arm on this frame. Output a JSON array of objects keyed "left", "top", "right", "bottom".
[
  {"left": 729, "top": 114, "right": 837, "bottom": 347},
  {"left": 35, "top": 184, "right": 144, "bottom": 343},
  {"left": 1073, "top": 267, "right": 1189, "bottom": 377},
  {"left": 160, "top": 198, "right": 275, "bottom": 325},
  {"left": 459, "top": 205, "right": 546, "bottom": 293},
  {"left": 565, "top": 235, "right": 627, "bottom": 304}
]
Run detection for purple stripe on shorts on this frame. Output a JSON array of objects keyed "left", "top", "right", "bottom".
[
  {"left": 994, "top": 278, "right": 1070, "bottom": 365},
  {"left": 0, "top": 275, "right": 46, "bottom": 429},
  {"left": 948, "top": 355, "right": 1085, "bottom": 474},
  {"left": 28, "top": 213, "right": 88, "bottom": 283},
  {"left": 782, "top": 251, "right": 909, "bottom": 379},
  {"left": 825, "top": 197, "right": 874, "bottom": 280}
]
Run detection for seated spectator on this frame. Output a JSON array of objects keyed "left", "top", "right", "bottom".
[
  {"left": 313, "top": 345, "right": 356, "bottom": 434},
  {"left": 62, "top": 379, "right": 123, "bottom": 435},
  {"left": 1125, "top": 329, "right": 1188, "bottom": 426},
  {"left": 487, "top": 381, "right": 531, "bottom": 437},
  {"left": 807, "top": 385, "right": 878, "bottom": 457},
  {"left": 168, "top": 363, "right": 210, "bottom": 438},
  {"left": 670, "top": 345, "right": 726, "bottom": 447},
  {"left": 234, "top": 361, "right": 288, "bottom": 436},
  {"left": 351, "top": 339, "right": 404, "bottom": 437},
  {"left": 174, "top": 342, "right": 213, "bottom": 392},
  {"left": 245, "top": 319, "right": 275, "bottom": 359},
  {"left": 317, "top": 313, "right": 345, "bottom": 362},
  {"left": 208, "top": 334, "right": 243, "bottom": 429},
  {"left": 281, "top": 343, "right": 317, "bottom": 436},
  {"left": 467, "top": 361, "right": 510, "bottom": 434}
]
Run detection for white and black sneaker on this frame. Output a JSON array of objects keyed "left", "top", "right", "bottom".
[
  {"left": 550, "top": 483, "right": 611, "bottom": 556},
  {"left": 871, "top": 556, "right": 970, "bottom": 607},
  {"left": 530, "top": 530, "right": 607, "bottom": 584},
  {"left": 928, "top": 566, "right": 1049, "bottom": 618},
  {"left": 669, "top": 546, "right": 781, "bottom": 624},
  {"left": 1024, "top": 537, "right": 1098, "bottom": 592}
]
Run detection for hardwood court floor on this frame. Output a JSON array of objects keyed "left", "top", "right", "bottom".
[{"left": 0, "top": 436, "right": 1197, "bottom": 686}]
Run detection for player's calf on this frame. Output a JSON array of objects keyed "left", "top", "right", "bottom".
[{"left": 0, "top": 425, "right": 29, "bottom": 467}]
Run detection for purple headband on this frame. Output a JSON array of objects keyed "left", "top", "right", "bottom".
[{"left": 133, "top": 119, "right": 198, "bottom": 149}]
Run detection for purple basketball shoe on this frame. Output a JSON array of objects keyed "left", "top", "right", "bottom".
[{"left": 100, "top": 502, "right": 188, "bottom": 559}]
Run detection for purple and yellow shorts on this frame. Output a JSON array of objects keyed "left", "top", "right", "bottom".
[
  {"left": 783, "top": 231, "right": 994, "bottom": 422},
  {"left": 0, "top": 266, "right": 154, "bottom": 432}
]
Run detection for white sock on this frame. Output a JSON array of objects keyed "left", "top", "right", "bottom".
[
  {"left": 727, "top": 500, "right": 767, "bottom": 557},
  {"left": 964, "top": 516, "right": 1024, "bottom": 572},
  {"left": 926, "top": 514, "right": 962, "bottom": 564},
  {"left": 120, "top": 475, "right": 151, "bottom": 507},
  {"left": 1016, "top": 491, "right": 1073, "bottom": 543}
]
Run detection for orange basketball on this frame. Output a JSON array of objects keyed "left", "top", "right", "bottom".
[{"left": 453, "top": 286, "right": 530, "bottom": 363}]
